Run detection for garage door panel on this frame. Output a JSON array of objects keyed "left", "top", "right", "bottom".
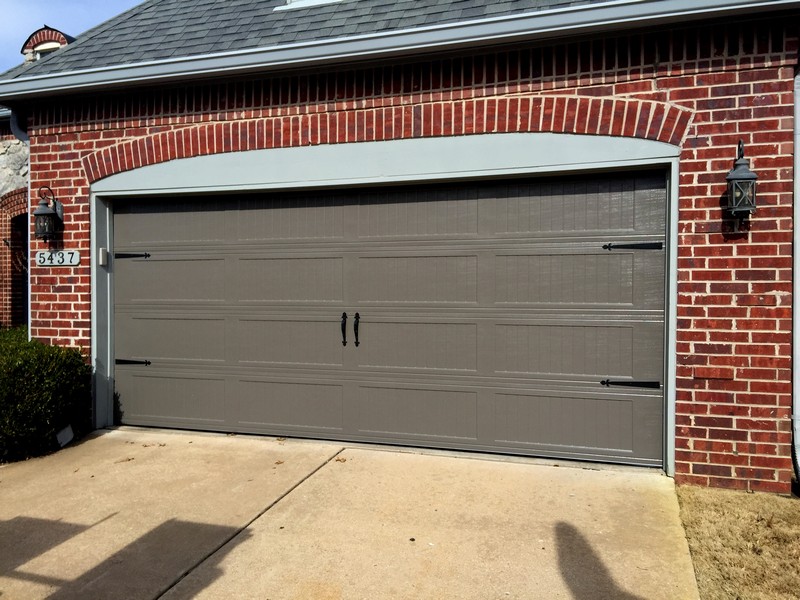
[
  {"left": 115, "top": 257, "right": 228, "bottom": 304},
  {"left": 494, "top": 320, "right": 663, "bottom": 380},
  {"left": 235, "top": 318, "right": 344, "bottom": 367},
  {"left": 237, "top": 256, "right": 344, "bottom": 303},
  {"left": 357, "top": 321, "right": 478, "bottom": 372},
  {"left": 354, "top": 385, "right": 478, "bottom": 441},
  {"left": 490, "top": 390, "right": 661, "bottom": 461},
  {"left": 492, "top": 391, "right": 633, "bottom": 451},
  {"left": 115, "top": 371, "right": 226, "bottom": 425},
  {"left": 357, "top": 188, "right": 479, "bottom": 239},
  {"left": 481, "top": 177, "right": 665, "bottom": 237},
  {"left": 116, "top": 314, "right": 226, "bottom": 362},
  {"left": 355, "top": 255, "right": 478, "bottom": 304},
  {"left": 494, "top": 249, "right": 664, "bottom": 309},
  {"left": 235, "top": 195, "right": 345, "bottom": 241},
  {"left": 234, "top": 380, "right": 344, "bottom": 431},
  {"left": 115, "top": 200, "right": 227, "bottom": 245}
]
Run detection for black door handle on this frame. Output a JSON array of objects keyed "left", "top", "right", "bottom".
[
  {"left": 341, "top": 312, "right": 347, "bottom": 346},
  {"left": 354, "top": 313, "right": 360, "bottom": 347}
]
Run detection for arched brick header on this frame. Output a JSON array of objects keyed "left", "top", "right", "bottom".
[
  {"left": 0, "top": 187, "right": 29, "bottom": 329},
  {"left": 82, "top": 96, "right": 692, "bottom": 183},
  {"left": 21, "top": 26, "right": 73, "bottom": 54},
  {"left": 0, "top": 187, "right": 28, "bottom": 219}
]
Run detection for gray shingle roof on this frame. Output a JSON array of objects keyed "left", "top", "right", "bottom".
[
  {"left": 1, "top": 0, "right": 796, "bottom": 102},
  {"left": 6, "top": 0, "right": 609, "bottom": 78}
]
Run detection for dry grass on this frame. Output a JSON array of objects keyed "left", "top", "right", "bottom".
[{"left": 677, "top": 485, "right": 800, "bottom": 600}]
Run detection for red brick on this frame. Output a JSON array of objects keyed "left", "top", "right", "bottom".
[
  {"left": 748, "top": 480, "right": 792, "bottom": 494},
  {"left": 692, "top": 463, "right": 734, "bottom": 477},
  {"left": 706, "top": 477, "right": 749, "bottom": 491},
  {"left": 693, "top": 367, "right": 734, "bottom": 380}
]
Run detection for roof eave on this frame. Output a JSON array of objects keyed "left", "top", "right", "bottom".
[{"left": 0, "top": 0, "right": 797, "bottom": 102}]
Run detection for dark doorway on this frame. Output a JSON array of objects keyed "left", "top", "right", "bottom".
[{"left": 9, "top": 213, "right": 28, "bottom": 327}]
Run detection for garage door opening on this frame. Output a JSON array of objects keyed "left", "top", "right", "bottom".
[{"left": 112, "top": 170, "right": 666, "bottom": 466}]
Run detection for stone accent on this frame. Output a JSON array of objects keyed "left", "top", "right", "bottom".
[{"left": 0, "top": 137, "right": 29, "bottom": 197}]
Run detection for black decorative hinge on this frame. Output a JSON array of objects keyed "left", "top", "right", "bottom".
[
  {"left": 601, "top": 379, "right": 661, "bottom": 389},
  {"left": 114, "top": 252, "right": 151, "bottom": 259},
  {"left": 602, "top": 242, "right": 663, "bottom": 251},
  {"left": 115, "top": 359, "right": 151, "bottom": 366}
]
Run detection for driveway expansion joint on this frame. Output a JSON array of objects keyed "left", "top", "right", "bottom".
[{"left": 155, "top": 445, "right": 345, "bottom": 599}]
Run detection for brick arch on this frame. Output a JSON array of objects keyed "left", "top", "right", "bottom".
[
  {"left": 83, "top": 96, "right": 691, "bottom": 183},
  {"left": 21, "top": 26, "right": 73, "bottom": 53},
  {"left": 0, "top": 187, "right": 28, "bottom": 217},
  {"left": 0, "top": 187, "right": 29, "bottom": 328}
]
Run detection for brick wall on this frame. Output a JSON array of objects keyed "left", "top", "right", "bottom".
[{"left": 23, "top": 15, "right": 797, "bottom": 492}]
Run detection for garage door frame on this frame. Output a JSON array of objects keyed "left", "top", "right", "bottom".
[{"left": 90, "top": 132, "right": 680, "bottom": 473}]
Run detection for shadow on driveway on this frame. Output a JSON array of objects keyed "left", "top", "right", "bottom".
[
  {"left": 556, "top": 521, "right": 646, "bottom": 600},
  {"left": 0, "top": 515, "right": 248, "bottom": 599}
]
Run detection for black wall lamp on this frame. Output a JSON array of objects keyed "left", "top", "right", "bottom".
[
  {"left": 725, "top": 140, "right": 758, "bottom": 225},
  {"left": 33, "top": 186, "right": 64, "bottom": 242}
]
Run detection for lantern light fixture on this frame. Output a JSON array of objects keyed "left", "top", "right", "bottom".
[
  {"left": 725, "top": 140, "right": 758, "bottom": 221},
  {"left": 33, "top": 186, "right": 64, "bottom": 242}
]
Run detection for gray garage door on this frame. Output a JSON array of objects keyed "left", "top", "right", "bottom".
[{"left": 113, "top": 171, "right": 666, "bottom": 465}]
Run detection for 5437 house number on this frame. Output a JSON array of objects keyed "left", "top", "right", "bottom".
[{"left": 36, "top": 250, "right": 81, "bottom": 266}]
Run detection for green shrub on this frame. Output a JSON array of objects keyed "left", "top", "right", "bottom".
[
  {"left": 0, "top": 328, "right": 92, "bottom": 462},
  {"left": 0, "top": 325, "right": 27, "bottom": 349}
]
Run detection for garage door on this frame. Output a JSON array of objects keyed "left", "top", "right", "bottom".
[{"left": 113, "top": 171, "right": 666, "bottom": 465}]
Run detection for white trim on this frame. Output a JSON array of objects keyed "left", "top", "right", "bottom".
[
  {"left": 1, "top": 0, "right": 798, "bottom": 100},
  {"left": 33, "top": 42, "right": 63, "bottom": 53},
  {"left": 91, "top": 132, "right": 679, "bottom": 474},
  {"left": 274, "top": 0, "right": 343, "bottom": 11}
]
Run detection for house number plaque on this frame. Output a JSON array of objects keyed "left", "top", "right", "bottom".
[{"left": 36, "top": 250, "right": 81, "bottom": 267}]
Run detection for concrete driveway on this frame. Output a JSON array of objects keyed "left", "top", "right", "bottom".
[{"left": 0, "top": 428, "right": 699, "bottom": 599}]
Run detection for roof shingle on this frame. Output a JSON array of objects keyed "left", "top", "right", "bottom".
[{"left": 4, "top": 0, "right": 608, "bottom": 78}]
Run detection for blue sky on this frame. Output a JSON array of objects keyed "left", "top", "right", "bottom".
[{"left": 0, "top": 0, "right": 144, "bottom": 72}]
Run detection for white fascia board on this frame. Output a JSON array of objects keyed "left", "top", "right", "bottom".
[{"left": 0, "top": 0, "right": 798, "bottom": 101}]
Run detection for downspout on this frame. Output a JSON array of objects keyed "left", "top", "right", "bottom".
[
  {"left": 793, "top": 74, "right": 800, "bottom": 481},
  {"left": 9, "top": 110, "right": 29, "bottom": 143}
]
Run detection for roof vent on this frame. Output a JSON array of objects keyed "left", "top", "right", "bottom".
[
  {"left": 274, "top": 0, "right": 343, "bottom": 11},
  {"left": 21, "top": 25, "right": 74, "bottom": 62}
]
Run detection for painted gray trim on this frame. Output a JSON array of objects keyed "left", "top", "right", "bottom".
[
  {"left": 666, "top": 158, "right": 680, "bottom": 477},
  {"left": 0, "top": 107, "right": 10, "bottom": 118},
  {"left": 1, "top": 0, "right": 798, "bottom": 101},
  {"left": 91, "top": 132, "right": 679, "bottom": 475},
  {"left": 793, "top": 73, "right": 800, "bottom": 481},
  {"left": 93, "top": 133, "right": 680, "bottom": 195},
  {"left": 91, "top": 197, "right": 114, "bottom": 428}
]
